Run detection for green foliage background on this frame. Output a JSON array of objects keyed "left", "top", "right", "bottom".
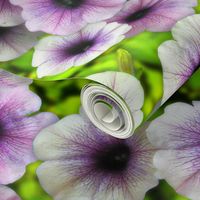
[{"left": 1, "top": 1, "right": 200, "bottom": 199}]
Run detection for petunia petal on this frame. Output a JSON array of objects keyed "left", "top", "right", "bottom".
[
  {"left": 159, "top": 15, "right": 200, "bottom": 103},
  {"left": 0, "top": 112, "right": 58, "bottom": 184},
  {"left": 142, "top": 0, "right": 197, "bottom": 32},
  {"left": 37, "top": 155, "right": 157, "bottom": 200},
  {"left": 10, "top": 0, "right": 126, "bottom": 35},
  {"left": 0, "top": 159, "right": 26, "bottom": 185},
  {"left": 0, "top": 69, "right": 32, "bottom": 87},
  {"left": 171, "top": 14, "right": 200, "bottom": 47},
  {"left": 0, "top": 0, "right": 24, "bottom": 27},
  {"left": 108, "top": 0, "right": 196, "bottom": 37},
  {"left": 34, "top": 114, "right": 84, "bottom": 161},
  {"left": 0, "top": 185, "right": 20, "bottom": 200},
  {"left": 154, "top": 149, "right": 200, "bottom": 200},
  {"left": 0, "top": 24, "right": 40, "bottom": 61},
  {"left": 147, "top": 102, "right": 200, "bottom": 200},
  {"left": 147, "top": 102, "right": 200, "bottom": 149},
  {"left": 0, "top": 71, "right": 58, "bottom": 184},
  {"left": 81, "top": 0, "right": 126, "bottom": 24},
  {"left": 0, "top": 86, "right": 41, "bottom": 116}
]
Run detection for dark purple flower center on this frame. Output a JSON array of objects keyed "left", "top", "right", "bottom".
[
  {"left": 94, "top": 143, "right": 131, "bottom": 173},
  {"left": 124, "top": 7, "right": 151, "bottom": 23},
  {"left": 0, "top": 122, "right": 4, "bottom": 138},
  {"left": 67, "top": 40, "right": 95, "bottom": 55},
  {"left": 0, "top": 27, "right": 9, "bottom": 37},
  {"left": 54, "top": 0, "right": 84, "bottom": 8}
]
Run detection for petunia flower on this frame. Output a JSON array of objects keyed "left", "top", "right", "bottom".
[
  {"left": 0, "top": 0, "right": 24, "bottom": 27},
  {"left": 0, "top": 185, "right": 20, "bottom": 200},
  {"left": 34, "top": 72, "right": 158, "bottom": 200},
  {"left": 158, "top": 14, "right": 200, "bottom": 103},
  {"left": 0, "top": 24, "right": 41, "bottom": 61},
  {"left": 32, "top": 22, "right": 131, "bottom": 78},
  {"left": 0, "top": 69, "right": 58, "bottom": 184},
  {"left": 147, "top": 101, "right": 200, "bottom": 200},
  {"left": 10, "top": 0, "right": 126, "bottom": 35},
  {"left": 108, "top": 0, "right": 197, "bottom": 37}
]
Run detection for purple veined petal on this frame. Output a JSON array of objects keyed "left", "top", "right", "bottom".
[
  {"left": 34, "top": 114, "right": 158, "bottom": 200},
  {"left": 158, "top": 14, "right": 200, "bottom": 104},
  {"left": 171, "top": 14, "right": 200, "bottom": 49},
  {"left": 159, "top": 41, "right": 197, "bottom": 103},
  {"left": 0, "top": 69, "right": 32, "bottom": 87},
  {"left": 87, "top": 71, "right": 144, "bottom": 128},
  {"left": 32, "top": 22, "right": 131, "bottom": 78},
  {"left": 0, "top": 71, "right": 58, "bottom": 184},
  {"left": 0, "top": 185, "right": 20, "bottom": 200},
  {"left": 10, "top": 0, "right": 126, "bottom": 35},
  {"left": 0, "top": 112, "right": 58, "bottom": 184},
  {"left": 81, "top": 0, "right": 126, "bottom": 23},
  {"left": 0, "top": 86, "right": 41, "bottom": 116},
  {"left": 0, "top": 24, "right": 41, "bottom": 61},
  {"left": 147, "top": 101, "right": 200, "bottom": 200},
  {"left": 147, "top": 102, "right": 199, "bottom": 149},
  {"left": 0, "top": 0, "right": 24, "bottom": 27},
  {"left": 108, "top": 0, "right": 197, "bottom": 37}
]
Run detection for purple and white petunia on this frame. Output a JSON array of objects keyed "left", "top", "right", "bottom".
[
  {"left": 108, "top": 0, "right": 197, "bottom": 37},
  {"left": 0, "top": 69, "right": 58, "bottom": 184},
  {"left": 158, "top": 14, "right": 200, "bottom": 103},
  {"left": 33, "top": 72, "right": 158, "bottom": 200},
  {"left": 0, "top": 24, "right": 41, "bottom": 61},
  {"left": 147, "top": 101, "right": 200, "bottom": 200},
  {"left": 32, "top": 22, "right": 131, "bottom": 78},
  {"left": 0, "top": 185, "right": 20, "bottom": 200},
  {"left": 10, "top": 0, "right": 126, "bottom": 35},
  {"left": 0, "top": 0, "right": 24, "bottom": 27},
  {"left": 34, "top": 117, "right": 158, "bottom": 200}
]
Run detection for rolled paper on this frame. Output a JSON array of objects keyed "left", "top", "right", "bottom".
[{"left": 81, "top": 83, "right": 134, "bottom": 139}]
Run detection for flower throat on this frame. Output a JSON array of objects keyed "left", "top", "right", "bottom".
[
  {"left": 67, "top": 40, "right": 95, "bottom": 55},
  {"left": 125, "top": 7, "right": 151, "bottom": 23},
  {"left": 95, "top": 143, "right": 131, "bottom": 173},
  {"left": 54, "top": 0, "right": 84, "bottom": 8},
  {"left": 0, "top": 27, "right": 9, "bottom": 37}
]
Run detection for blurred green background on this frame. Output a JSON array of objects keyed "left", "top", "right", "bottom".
[{"left": 1, "top": 1, "right": 200, "bottom": 200}]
